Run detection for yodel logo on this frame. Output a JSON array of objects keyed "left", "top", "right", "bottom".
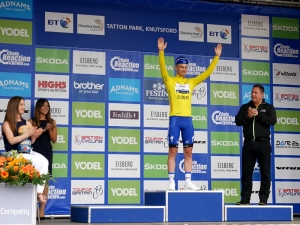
[
  {"left": 213, "top": 90, "right": 237, "bottom": 99},
  {"left": 277, "top": 117, "right": 299, "bottom": 125},
  {"left": 0, "top": 27, "right": 29, "bottom": 37},
  {"left": 111, "top": 188, "right": 137, "bottom": 196},
  {"left": 74, "top": 161, "right": 102, "bottom": 170},
  {"left": 213, "top": 188, "right": 238, "bottom": 196},
  {"left": 75, "top": 110, "right": 102, "bottom": 118},
  {"left": 111, "top": 136, "right": 138, "bottom": 145}
]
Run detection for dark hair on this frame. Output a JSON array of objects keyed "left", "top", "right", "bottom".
[
  {"left": 31, "top": 98, "right": 53, "bottom": 127},
  {"left": 3, "top": 96, "right": 25, "bottom": 134},
  {"left": 253, "top": 84, "right": 264, "bottom": 93}
]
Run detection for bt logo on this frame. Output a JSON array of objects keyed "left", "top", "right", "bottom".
[
  {"left": 48, "top": 17, "right": 71, "bottom": 28},
  {"left": 209, "top": 29, "right": 229, "bottom": 39}
]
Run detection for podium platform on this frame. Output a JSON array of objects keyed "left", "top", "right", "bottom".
[
  {"left": 70, "top": 205, "right": 165, "bottom": 223},
  {"left": 145, "top": 190, "right": 224, "bottom": 222},
  {"left": 225, "top": 205, "right": 293, "bottom": 222}
]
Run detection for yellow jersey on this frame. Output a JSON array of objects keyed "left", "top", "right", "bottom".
[{"left": 159, "top": 51, "right": 219, "bottom": 117}]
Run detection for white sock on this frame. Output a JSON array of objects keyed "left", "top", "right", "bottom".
[
  {"left": 168, "top": 173, "right": 175, "bottom": 183},
  {"left": 185, "top": 172, "right": 191, "bottom": 183}
]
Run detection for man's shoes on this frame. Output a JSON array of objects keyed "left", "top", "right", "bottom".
[
  {"left": 184, "top": 182, "right": 200, "bottom": 191},
  {"left": 236, "top": 200, "right": 250, "bottom": 205},
  {"left": 167, "top": 182, "right": 175, "bottom": 191},
  {"left": 259, "top": 201, "right": 267, "bottom": 205}
]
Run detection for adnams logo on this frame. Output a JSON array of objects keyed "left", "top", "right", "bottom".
[
  {"left": 0, "top": 72, "right": 31, "bottom": 97},
  {"left": 109, "top": 78, "right": 140, "bottom": 102},
  {"left": 45, "top": 12, "right": 73, "bottom": 33},
  {"left": 0, "top": 0, "right": 32, "bottom": 19}
]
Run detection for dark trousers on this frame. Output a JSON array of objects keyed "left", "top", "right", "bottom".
[{"left": 241, "top": 138, "right": 271, "bottom": 202}]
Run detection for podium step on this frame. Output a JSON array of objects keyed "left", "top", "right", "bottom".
[
  {"left": 145, "top": 190, "right": 224, "bottom": 222},
  {"left": 70, "top": 205, "right": 165, "bottom": 223},
  {"left": 225, "top": 205, "right": 293, "bottom": 221}
]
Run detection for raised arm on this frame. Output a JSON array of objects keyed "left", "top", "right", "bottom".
[
  {"left": 192, "top": 44, "right": 222, "bottom": 86},
  {"left": 158, "top": 37, "right": 170, "bottom": 83}
]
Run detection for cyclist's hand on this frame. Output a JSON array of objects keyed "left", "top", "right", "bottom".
[
  {"left": 215, "top": 43, "right": 222, "bottom": 56},
  {"left": 158, "top": 37, "right": 167, "bottom": 51}
]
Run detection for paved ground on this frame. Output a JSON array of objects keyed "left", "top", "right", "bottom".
[{"left": 38, "top": 217, "right": 300, "bottom": 225}]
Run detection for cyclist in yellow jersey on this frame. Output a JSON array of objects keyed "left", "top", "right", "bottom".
[{"left": 157, "top": 37, "right": 222, "bottom": 191}]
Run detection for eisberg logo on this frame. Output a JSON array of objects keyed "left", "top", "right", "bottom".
[
  {"left": 110, "top": 56, "right": 139, "bottom": 72},
  {"left": 212, "top": 111, "right": 235, "bottom": 125},
  {"left": 274, "top": 43, "right": 298, "bottom": 58},
  {"left": 0, "top": 49, "right": 30, "bottom": 66}
]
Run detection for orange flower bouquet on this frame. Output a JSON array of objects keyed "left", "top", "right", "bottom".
[{"left": 0, "top": 150, "right": 50, "bottom": 186}]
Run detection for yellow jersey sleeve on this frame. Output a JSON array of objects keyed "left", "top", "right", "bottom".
[{"left": 159, "top": 51, "right": 171, "bottom": 84}]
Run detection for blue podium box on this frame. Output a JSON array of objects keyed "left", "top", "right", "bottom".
[
  {"left": 71, "top": 205, "right": 165, "bottom": 223},
  {"left": 225, "top": 205, "right": 293, "bottom": 222},
  {"left": 145, "top": 190, "right": 224, "bottom": 222}
]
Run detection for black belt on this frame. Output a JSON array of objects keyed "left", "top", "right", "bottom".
[{"left": 245, "top": 137, "right": 269, "bottom": 142}]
